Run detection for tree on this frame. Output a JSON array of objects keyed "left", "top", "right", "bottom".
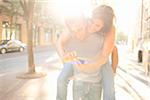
[
  {"left": 0, "top": 0, "right": 40, "bottom": 77},
  {"left": 20, "top": 0, "right": 36, "bottom": 74},
  {"left": 33, "top": 2, "right": 64, "bottom": 45},
  {"left": 0, "top": 0, "right": 46, "bottom": 78},
  {"left": 18, "top": 0, "right": 46, "bottom": 78},
  {"left": 0, "top": 0, "right": 22, "bottom": 39},
  {"left": 1, "top": 0, "right": 63, "bottom": 78}
]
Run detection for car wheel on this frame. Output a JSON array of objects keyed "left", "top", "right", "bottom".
[
  {"left": 1, "top": 48, "right": 6, "bottom": 54},
  {"left": 19, "top": 47, "right": 24, "bottom": 52}
]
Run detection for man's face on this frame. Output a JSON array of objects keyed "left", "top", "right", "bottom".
[{"left": 67, "top": 17, "right": 86, "bottom": 33}]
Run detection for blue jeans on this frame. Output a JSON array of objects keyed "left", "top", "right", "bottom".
[
  {"left": 56, "top": 63, "right": 73, "bottom": 100},
  {"left": 73, "top": 81, "right": 102, "bottom": 100},
  {"left": 101, "top": 62, "right": 115, "bottom": 100},
  {"left": 56, "top": 62, "right": 115, "bottom": 100}
]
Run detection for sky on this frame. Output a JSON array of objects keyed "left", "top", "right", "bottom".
[
  {"left": 50, "top": 0, "right": 142, "bottom": 36},
  {"left": 113, "top": 0, "right": 141, "bottom": 35}
]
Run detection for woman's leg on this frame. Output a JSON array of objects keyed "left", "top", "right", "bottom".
[
  {"left": 56, "top": 63, "right": 73, "bottom": 100},
  {"left": 101, "top": 62, "right": 115, "bottom": 100}
]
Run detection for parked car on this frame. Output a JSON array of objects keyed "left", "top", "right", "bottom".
[{"left": 0, "top": 40, "right": 26, "bottom": 54}]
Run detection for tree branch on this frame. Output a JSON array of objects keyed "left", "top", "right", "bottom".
[{"left": 20, "top": 0, "right": 28, "bottom": 20}]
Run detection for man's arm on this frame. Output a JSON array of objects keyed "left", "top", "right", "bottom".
[
  {"left": 56, "top": 30, "right": 70, "bottom": 58},
  {"left": 56, "top": 30, "right": 77, "bottom": 63},
  {"left": 111, "top": 45, "right": 118, "bottom": 73}
]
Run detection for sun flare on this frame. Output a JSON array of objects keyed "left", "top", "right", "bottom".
[{"left": 55, "top": 0, "right": 92, "bottom": 18}]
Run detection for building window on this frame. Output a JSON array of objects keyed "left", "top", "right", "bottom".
[
  {"left": 15, "top": 24, "right": 21, "bottom": 40},
  {"left": 2, "top": 21, "right": 21, "bottom": 40}
]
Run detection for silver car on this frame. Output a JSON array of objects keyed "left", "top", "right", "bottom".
[{"left": 0, "top": 40, "right": 26, "bottom": 54}]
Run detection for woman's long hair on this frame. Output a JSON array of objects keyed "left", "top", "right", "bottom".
[{"left": 92, "top": 5, "right": 115, "bottom": 33}]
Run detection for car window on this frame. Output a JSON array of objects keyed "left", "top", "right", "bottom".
[
  {"left": 0, "top": 40, "right": 8, "bottom": 45},
  {"left": 15, "top": 40, "right": 21, "bottom": 44},
  {"left": 7, "top": 41, "right": 13, "bottom": 45},
  {"left": 0, "top": 41, "right": 3, "bottom": 44}
]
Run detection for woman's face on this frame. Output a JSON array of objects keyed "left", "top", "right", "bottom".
[{"left": 88, "top": 18, "right": 104, "bottom": 33}]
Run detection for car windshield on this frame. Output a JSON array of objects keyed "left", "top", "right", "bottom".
[
  {"left": 14, "top": 40, "right": 21, "bottom": 44},
  {"left": 0, "top": 40, "right": 9, "bottom": 45}
]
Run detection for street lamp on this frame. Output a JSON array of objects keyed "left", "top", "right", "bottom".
[
  {"left": 5, "top": 22, "right": 9, "bottom": 40},
  {"left": 2, "top": 21, "right": 9, "bottom": 40},
  {"left": 140, "top": 0, "right": 143, "bottom": 39}
]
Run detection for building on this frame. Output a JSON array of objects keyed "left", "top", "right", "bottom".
[
  {"left": 140, "top": 0, "right": 150, "bottom": 75},
  {"left": 0, "top": 14, "right": 53, "bottom": 45}
]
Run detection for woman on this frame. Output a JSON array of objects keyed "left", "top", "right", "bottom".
[
  {"left": 94, "top": 6, "right": 117, "bottom": 100},
  {"left": 74, "top": 6, "right": 116, "bottom": 100},
  {"left": 56, "top": 5, "right": 116, "bottom": 100}
]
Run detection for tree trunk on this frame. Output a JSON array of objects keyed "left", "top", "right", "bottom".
[
  {"left": 27, "top": 26, "right": 35, "bottom": 73},
  {"left": 27, "top": 5, "right": 35, "bottom": 73},
  {"left": 16, "top": 0, "right": 46, "bottom": 79}
]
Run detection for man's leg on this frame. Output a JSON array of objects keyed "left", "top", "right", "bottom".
[
  {"left": 73, "top": 81, "right": 102, "bottom": 100},
  {"left": 56, "top": 63, "right": 73, "bottom": 100},
  {"left": 88, "top": 82, "right": 102, "bottom": 100},
  {"left": 101, "top": 62, "right": 115, "bottom": 100},
  {"left": 73, "top": 81, "right": 87, "bottom": 100}
]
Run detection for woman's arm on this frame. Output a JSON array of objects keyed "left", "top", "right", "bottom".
[
  {"left": 97, "top": 25, "right": 116, "bottom": 65},
  {"left": 76, "top": 26, "right": 116, "bottom": 73},
  {"left": 111, "top": 45, "right": 118, "bottom": 73}
]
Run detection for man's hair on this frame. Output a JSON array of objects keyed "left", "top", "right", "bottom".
[
  {"left": 65, "top": 13, "right": 86, "bottom": 33},
  {"left": 92, "top": 5, "right": 115, "bottom": 33}
]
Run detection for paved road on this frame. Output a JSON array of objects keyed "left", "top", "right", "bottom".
[
  {"left": 0, "top": 45, "right": 54, "bottom": 59},
  {"left": 0, "top": 46, "right": 57, "bottom": 73},
  {"left": 0, "top": 46, "right": 61, "bottom": 100},
  {"left": 0, "top": 45, "right": 150, "bottom": 100}
]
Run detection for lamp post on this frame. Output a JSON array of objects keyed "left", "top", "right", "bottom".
[
  {"left": 140, "top": 0, "right": 143, "bottom": 39},
  {"left": 5, "top": 22, "right": 9, "bottom": 40},
  {"left": 2, "top": 22, "right": 9, "bottom": 40}
]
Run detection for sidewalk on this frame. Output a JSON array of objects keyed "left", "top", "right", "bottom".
[
  {"left": 0, "top": 52, "right": 61, "bottom": 100},
  {"left": 0, "top": 48, "right": 150, "bottom": 100},
  {"left": 115, "top": 51, "right": 150, "bottom": 100}
]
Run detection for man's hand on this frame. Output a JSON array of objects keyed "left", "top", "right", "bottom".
[
  {"left": 62, "top": 51, "right": 78, "bottom": 63},
  {"left": 74, "top": 61, "right": 99, "bottom": 74}
]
